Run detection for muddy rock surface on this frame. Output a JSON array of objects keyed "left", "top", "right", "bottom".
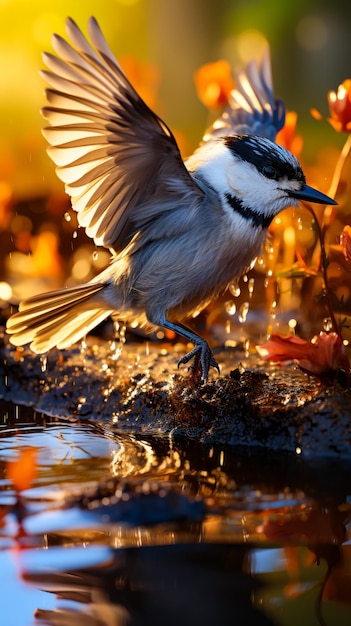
[{"left": 1, "top": 332, "right": 350, "bottom": 458}]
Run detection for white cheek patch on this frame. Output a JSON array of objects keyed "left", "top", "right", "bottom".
[
  {"left": 225, "top": 162, "right": 278, "bottom": 209},
  {"left": 188, "top": 142, "right": 303, "bottom": 219}
]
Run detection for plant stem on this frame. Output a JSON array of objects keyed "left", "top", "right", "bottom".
[
  {"left": 304, "top": 134, "right": 351, "bottom": 334},
  {"left": 327, "top": 133, "right": 351, "bottom": 200},
  {"left": 306, "top": 205, "right": 339, "bottom": 333}
]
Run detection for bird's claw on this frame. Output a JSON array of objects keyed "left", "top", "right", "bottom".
[{"left": 177, "top": 340, "right": 220, "bottom": 382}]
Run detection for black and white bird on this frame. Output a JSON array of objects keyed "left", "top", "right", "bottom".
[{"left": 6, "top": 17, "right": 336, "bottom": 380}]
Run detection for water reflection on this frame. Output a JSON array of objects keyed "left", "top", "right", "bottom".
[{"left": 0, "top": 400, "right": 351, "bottom": 626}]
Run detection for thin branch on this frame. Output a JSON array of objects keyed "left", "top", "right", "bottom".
[
  {"left": 305, "top": 205, "right": 339, "bottom": 333},
  {"left": 327, "top": 133, "right": 351, "bottom": 200}
]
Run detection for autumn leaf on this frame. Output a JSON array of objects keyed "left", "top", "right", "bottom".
[
  {"left": 276, "top": 111, "right": 303, "bottom": 157},
  {"left": 194, "top": 60, "right": 235, "bottom": 109},
  {"left": 328, "top": 79, "right": 351, "bottom": 133},
  {"left": 340, "top": 225, "right": 351, "bottom": 265},
  {"left": 6, "top": 448, "right": 38, "bottom": 492},
  {"left": 257, "top": 331, "right": 350, "bottom": 376}
]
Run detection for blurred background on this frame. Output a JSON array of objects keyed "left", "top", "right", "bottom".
[{"left": 1, "top": 0, "right": 351, "bottom": 345}]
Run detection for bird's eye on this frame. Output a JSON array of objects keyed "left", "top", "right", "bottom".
[{"left": 262, "top": 165, "right": 277, "bottom": 179}]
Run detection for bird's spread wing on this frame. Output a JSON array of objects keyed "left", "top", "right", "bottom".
[
  {"left": 202, "top": 47, "right": 285, "bottom": 143},
  {"left": 41, "top": 17, "right": 203, "bottom": 251}
]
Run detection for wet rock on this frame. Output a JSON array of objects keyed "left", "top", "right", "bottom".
[
  {"left": 1, "top": 331, "right": 351, "bottom": 457},
  {"left": 69, "top": 476, "right": 205, "bottom": 525}
]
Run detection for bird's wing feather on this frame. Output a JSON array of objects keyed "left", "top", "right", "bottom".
[
  {"left": 41, "top": 17, "right": 203, "bottom": 252},
  {"left": 202, "top": 46, "right": 285, "bottom": 143}
]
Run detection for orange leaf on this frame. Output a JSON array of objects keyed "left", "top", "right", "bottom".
[
  {"left": 340, "top": 225, "right": 351, "bottom": 265},
  {"left": 6, "top": 448, "right": 38, "bottom": 492},
  {"left": 276, "top": 111, "right": 303, "bottom": 157},
  {"left": 194, "top": 60, "right": 235, "bottom": 109},
  {"left": 310, "top": 107, "right": 323, "bottom": 121},
  {"left": 257, "top": 332, "right": 349, "bottom": 376}
]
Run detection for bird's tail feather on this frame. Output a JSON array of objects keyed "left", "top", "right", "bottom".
[{"left": 6, "top": 283, "right": 113, "bottom": 353}]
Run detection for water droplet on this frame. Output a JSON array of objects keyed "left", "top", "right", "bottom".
[
  {"left": 72, "top": 230, "right": 78, "bottom": 239},
  {"left": 80, "top": 338, "right": 87, "bottom": 354},
  {"left": 265, "top": 240, "right": 275, "bottom": 255},
  {"left": 248, "top": 278, "right": 255, "bottom": 297},
  {"left": 288, "top": 318, "right": 297, "bottom": 333},
  {"left": 323, "top": 317, "right": 333, "bottom": 332},
  {"left": 270, "top": 300, "right": 277, "bottom": 320},
  {"left": 110, "top": 321, "right": 126, "bottom": 361},
  {"left": 238, "top": 302, "right": 249, "bottom": 323},
  {"left": 225, "top": 319, "right": 231, "bottom": 334},
  {"left": 92, "top": 251, "right": 99, "bottom": 261},
  {"left": 229, "top": 279, "right": 241, "bottom": 298},
  {"left": 243, "top": 338, "right": 250, "bottom": 356},
  {"left": 64, "top": 211, "right": 71, "bottom": 222},
  {"left": 40, "top": 355, "right": 47, "bottom": 372},
  {"left": 225, "top": 300, "right": 236, "bottom": 316}
]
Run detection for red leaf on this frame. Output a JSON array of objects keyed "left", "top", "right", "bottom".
[{"left": 257, "top": 332, "right": 349, "bottom": 376}]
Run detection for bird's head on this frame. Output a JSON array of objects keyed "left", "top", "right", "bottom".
[{"left": 190, "top": 134, "right": 336, "bottom": 229}]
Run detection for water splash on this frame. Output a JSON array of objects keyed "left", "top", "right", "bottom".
[
  {"left": 288, "top": 318, "right": 297, "bottom": 335},
  {"left": 323, "top": 317, "right": 333, "bottom": 332},
  {"left": 264, "top": 269, "right": 273, "bottom": 288},
  {"left": 248, "top": 278, "right": 255, "bottom": 298},
  {"left": 80, "top": 338, "right": 87, "bottom": 356},
  {"left": 270, "top": 300, "right": 277, "bottom": 321},
  {"left": 3, "top": 357, "right": 8, "bottom": 387},
  {"left": 229, "top": 279, "right": 241, "bottom": 298},
  {"left": 225, "top": 301, "right": 236, "bottom": 316},
  {"left": 110, "top": 321, "right": 126, "bottom": 362},
  {"left": 238, "top": 302, "right": 249, "bottom": 323}
]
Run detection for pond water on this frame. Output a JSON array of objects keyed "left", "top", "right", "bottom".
[{"left": 1, "top": 399, "right": 351, "bottom": 626}]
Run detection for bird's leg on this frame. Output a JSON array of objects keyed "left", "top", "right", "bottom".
[{"left": 160, "top": 318, "right": 220, "bottom": 381}]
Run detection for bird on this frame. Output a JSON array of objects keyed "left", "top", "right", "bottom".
[{"left": 6, "top": 17, "right": 336, "bottom": 381}]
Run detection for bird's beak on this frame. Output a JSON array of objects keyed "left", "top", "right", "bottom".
[{"left": 288, "top": 184, "right": 337, "bottom": 205}]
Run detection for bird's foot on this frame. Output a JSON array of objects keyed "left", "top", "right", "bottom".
[{"left": 177, "top": 340, "right": 220, "bottom": 382}]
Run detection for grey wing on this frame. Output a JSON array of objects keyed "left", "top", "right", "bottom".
[
  {"left": 41, "top": 17, "right": 203, "bottom": 252},
  {"left": 202, "top": 46, "right": 285, "bottom": 143}
]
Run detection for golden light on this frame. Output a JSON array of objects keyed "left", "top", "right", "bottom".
[
  {"left": 0, "top": 281, "right": 12, "bottom": 301},
  {"left": 236, "top": 29, "right": 268, "bottom": 65}
]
